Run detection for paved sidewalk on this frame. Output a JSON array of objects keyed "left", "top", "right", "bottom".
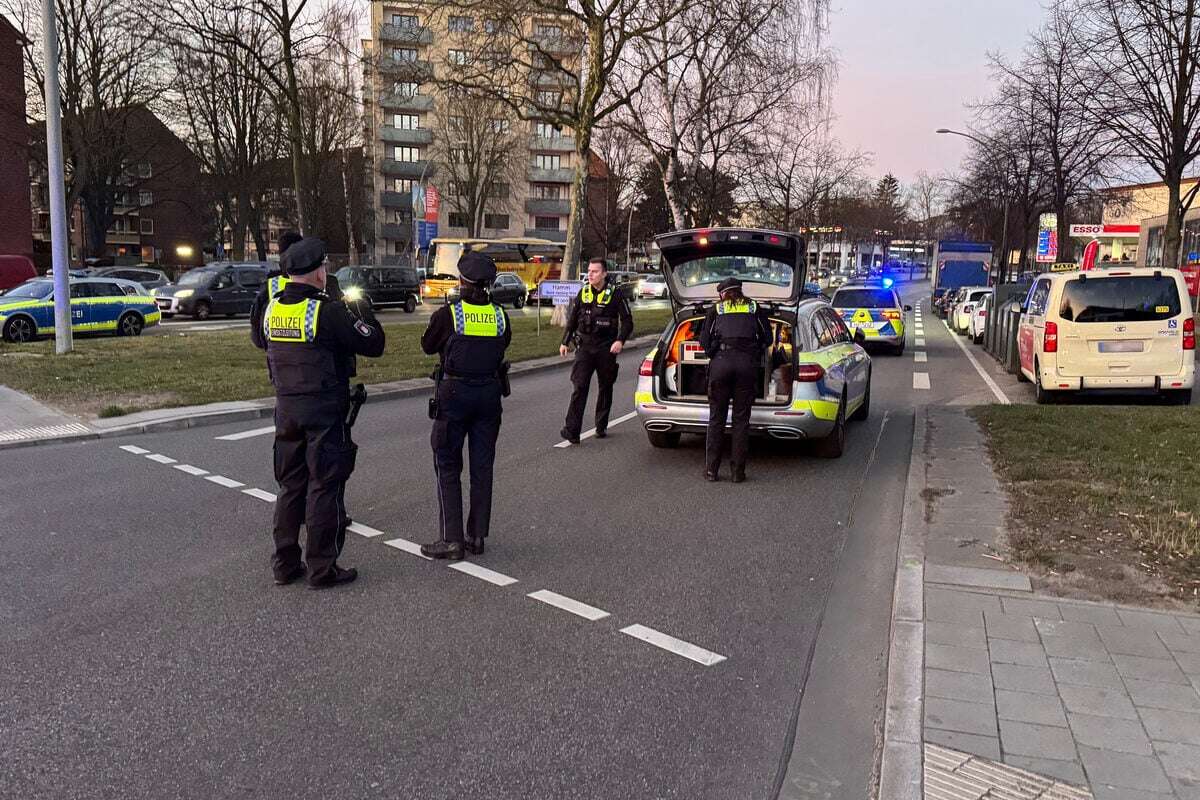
[
  {"left": 882, "top": 406, "right": 1200, "bottom": 800},
  {"left": 0, "top": 385, "right": 90, "bottom": 444}
]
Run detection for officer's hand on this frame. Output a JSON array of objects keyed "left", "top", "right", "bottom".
[
  {"left": 559, "top": 344, "right": 569, "bottom": 357},
  {"left": 610, "top": 341, "right": 623, "bottom": 355}
]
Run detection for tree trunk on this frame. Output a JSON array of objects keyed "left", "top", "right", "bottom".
[
  {"left": 341, "top": 148, "right": 358, "bottom": 263},
  {"left": 661, "top": 150, "right": 687, "bottom": 230},
  {"left": 279, "top": 14, "right": 309, "bottom": 234},
  {"left": 1055, "top": 197, "right": 1071, "bottom": 265},
  {"left": 1166, "top": 176, "right": 1184, "bottom": 268}
]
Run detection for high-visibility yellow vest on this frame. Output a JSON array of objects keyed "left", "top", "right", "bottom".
[
  {"left": 268, "top": 275, "right": 290, "bottom": 297},
  {"left": 581, "top": 283, "right": 614, "bottom": 306},
  {"left": 265, "top": 297, "right": 322, "bottom": 342},
  {"left": 717, "top": 299, "right": 756, "bottom": 315},
  {"left": 451, "top": 301, "right": 505, "bottom": 337}
]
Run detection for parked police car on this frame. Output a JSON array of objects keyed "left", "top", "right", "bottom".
[{"left": 0, "top": 277, "right": 161, "bottom": 342}]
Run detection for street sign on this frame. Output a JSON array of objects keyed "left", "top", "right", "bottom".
[{"left": 537, "top": 280, "right": 583, "bottom": 306}]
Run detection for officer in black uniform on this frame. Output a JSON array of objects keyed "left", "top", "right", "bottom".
[
  {"left": 253, "top": 237, "right": 386, "bottom": 588},
  {"left": 419, "top": 252, "right": 512, "bottom": 560},
  {"left": 699, "top": 277, "right": 771, "bottom": 483},
  {"left": 558, "top": 258, "right": 633, "bottom": 444}
]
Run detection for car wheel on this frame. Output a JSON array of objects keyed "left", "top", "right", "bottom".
[
  {"left": 815, "top": 394, "right": 847, "bottom": 458},
  {"left": 117, "top": 312, "right": 144, "bottom": 337},
  {"left": 647, "top": 430, "right": 681, "bottom": 449},
  {"left": 3, "top": 315, "right": 36, "bottom": 343},
  {"left": 193, "top": 301, "right": 211, "bottom": 321},
  {"left": 850, "top": 373, "right": 871, "bottom": 422},
  {"left": 973, "top": 331, "right": 984, "bottom": 345},
  {"left": 161, "top": 312, "right": 174, "bottom": 319},
  {"left": 1034, "top": 361, "right": 1055, "bottom": 405},
  {"left": 893, "top": 340, "right": 905, "bottom": 356},
  {"left": 404, "top": 296, "right": 417, "bottom": 313},
  {"left": 513, "top": 294, "right": 525, "bottom": 309}
]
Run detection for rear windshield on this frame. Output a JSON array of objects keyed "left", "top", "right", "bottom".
[
  {"left": 1059, "top": 276, "right": 1181, "bottom": 323},
  {"left": 673, "top": 256, "right": 793, "bottom": 291},
  {"left": 832, "top": 289, "right": 896, "bottom": 308}
]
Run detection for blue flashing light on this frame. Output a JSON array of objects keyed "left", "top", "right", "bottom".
[{"left": 882, "top": 277, "right": 895, "bottom": 289}]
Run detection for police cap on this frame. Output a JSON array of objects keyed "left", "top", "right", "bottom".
[
  {"left": 458, "top": 251, "right": 497, "bottom": 284},
  {"left": 281, "top": 237, "right": 326, "bottom": 275},
  {"left": 716, "top": 277, "right": 743, "bottom": 295}
]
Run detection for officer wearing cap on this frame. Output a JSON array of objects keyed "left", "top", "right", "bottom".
[
  {"left": 255, "top": 237, "right": 386, "bottom": 589},
  {"left": 699, "top": 277, "right": 771, "bottom": 482},
  {"left": 419, "top": 251, "right": 512, "bottom": 560},
  {"left": 251, "top": 230, "right": 346, "bottom": 343},
  {"left": 558, "top": 258, "right": 633, "bottom": 444}
]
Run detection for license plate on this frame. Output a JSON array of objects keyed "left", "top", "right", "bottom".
[{"left": 1098, "top": 340, "right": 1143, "bottom": 353}]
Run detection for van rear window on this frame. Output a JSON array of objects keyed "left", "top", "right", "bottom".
[{"left": 1059, "top": 276, "right": 1181, "bottom": 323}]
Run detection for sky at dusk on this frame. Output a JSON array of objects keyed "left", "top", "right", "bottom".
[{"left": 827, "top": 0, "right": 1049, "bottom": 183}]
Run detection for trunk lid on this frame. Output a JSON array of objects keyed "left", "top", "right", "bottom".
[{"left": 655, "top": 228, "right": 805, "bottom": 309}]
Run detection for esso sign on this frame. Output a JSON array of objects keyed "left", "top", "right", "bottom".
[{"left": 1072, "top": 225, "right": 1105, "bottom": 236}]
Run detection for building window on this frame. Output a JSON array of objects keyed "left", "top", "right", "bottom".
[
  {"left": 535, "top": 23, "right": 562, "bottom": 36},
  {"left": 531, "top": 183, "right": 561, "bottom": 199},
  {"left": 534, "top": 121, "right": 561, "bottom": 138},
  {"left": 535, "top": 90, "right": 561, "bottom": 109},
  {"left": 395, "top": 146, "right": 420, "bottom": 162},
  {"left": 533, "top": 216, "right": 559, "bottom": 230},
  {"left": 393, "top": 81, "right": 419, "bottom": 99},
  {"left": 491, "top": 118, "right": 510, "bottom": 134},
  {"left": 447, "top": 49, "right": 470, "bottom": 65},
  {"left": 393, "top": 47, "right": 418, "bottom": 62},
  {"left": 489, "top": 182, "right": 510, "bottom": 199},
  {"left": 533, "top": 154, "right": 562, "bottom": 170},
  {"left": 394, "top": 113, "right": 420, "bottom": 130},
  {"left": 140, "top": 218, "right": 154, "bottom": 235},
  {"left": 484, "top": 214, "right": 509, "bottom": 229},
  {"left": 447, "top": 15, "right": 474, "bottom": 32},
  {"left": 137, "top": 162, "right": 152, "bottom": 179},
  {"left": 394, "top": 178, "right": 414, "bottom": 192},
  {"left": 1146, "top": 226, "right": 1165, "bottom": 267},
  {"left": 389, "top": 209, "right": 411, "bottom": 224},
  {"left": 1183, "top": 218, "right": 1200, "bottom": 263},
  {"left": 138, "top": 190, "right": 153, "bottom": 206},
  {"left": 448, "top": 212, "right": 469, "bottom": 228},
  {"left": 391, "top": 13, "right": 418, "bottom": 28}
]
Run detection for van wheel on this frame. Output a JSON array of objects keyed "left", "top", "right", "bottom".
[
  {"left": 851, "top": 376, "right": 871, "bottom": 422},
  {"left": 117, "top": 312, "right": 144, "bottom": 337},
  {"left": 815, "top": 395, "right": 847, "bottom": 458},
  {"left": 1034, "top": 361, "right": 1055, "bottom": 405},
  {"left": 404, "top": 296, "right": 417, "bottom": 313},
  {"left": 513, "top": 294, "right": 525, "bottom": 309},
  {"left": 1164, "top": 389, "right": 1193, "bottom": 405},
  {"left": 193, "top": 301, "right": 211, "bottom": 321},
  {"left": 3, "top": 315, "right": 36, "bottom": 343},
  {"left": 647, "top": 430, "right": 681, "bottom": 449}
]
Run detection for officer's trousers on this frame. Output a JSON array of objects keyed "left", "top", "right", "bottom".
[
  {"left": 272, "top": 395, "right": 356, "bottom": 582},
  {"left": 432, "top": 378, "right": 502, "bottom": 542},
  {"left": 705, "top": 352, "right": 757, "bottom": 474},
  {"left": 563, "top": 343, "right": 619, "bottom": 437}
]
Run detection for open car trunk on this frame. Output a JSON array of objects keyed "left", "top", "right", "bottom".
[
  {"left": 654, "top": 227, "right": 806, "bottom": 308},
  {"left": 655, "top": 313, "right": 797, "bottom": 406}
]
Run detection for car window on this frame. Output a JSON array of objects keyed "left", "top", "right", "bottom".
[
  {"left": 823, "top": 309, "right": 853, "bottom": 344},
  {"left": 1059, "top": 275, "right": 1181, "bottom": 323},
  {"left": 92, "top": 282, "right": 126, "bottom": 297},
  {"left": 1026, "top": 279, "right": 1052, "bottom": 315},
  {"left": 367, "top": 270, "right": 384, "bottom": 285},
  {"left": 213, "top": 271, "right": 236, "bottom": 290},
  {"left": 811, "top": 313, "right": 835, "bottom": 348},
  {"left": 237, "top": 270, "right": 265, "bottom": 288},
  {"left": 832, "top": 289, "right": 896, "bottom": 308},
  {"left": 69, "top": 283, "right": 94, "bottom": 299}
]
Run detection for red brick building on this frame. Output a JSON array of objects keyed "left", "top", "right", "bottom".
[{"left": 0, "top": 15, "right": 32, "bottom": 257}]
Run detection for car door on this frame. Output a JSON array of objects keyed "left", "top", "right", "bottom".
[
  {"left": 233, "top": 269, "right": 265, "bottom": 313},
  {"left": 1018, "top": 278, "right": 1052, "bottom": 376},
  {"left": 91, "top": 282, "right": 131, "bottom": 331},
  {"left": 207, "top": 269, "right": 237, "bottom": 313},
  {"left": 821, "top": 307, "right": 868, "bottom": 406},
  {"left": 68, "top": 282, "right": 95, "bottom": 330}
]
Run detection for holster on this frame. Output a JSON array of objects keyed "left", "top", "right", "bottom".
[
  {"left": 499, "top": 361, "right": 512, "bottom": 398},
  {"left": 429, "top": 364, "right": 444, "bottom": 419}
]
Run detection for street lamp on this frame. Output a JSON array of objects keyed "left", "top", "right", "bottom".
[
  {"left": 42, "top": 0, "right": 72, "bottom": 353},
  {"left": 937, "top": 127, "right": 1011, "bottom": 283}
]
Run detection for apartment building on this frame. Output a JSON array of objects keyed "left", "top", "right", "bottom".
[
  {"left": 0, "top": 14, "right": 31, "bottom": 257},
  {"left": 362, "top": 2, "right": 586, "bottom": 265}
]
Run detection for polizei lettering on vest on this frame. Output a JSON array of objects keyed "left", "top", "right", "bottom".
[{"left": 268, "top": 315, "right": 303, "bottom": 340}]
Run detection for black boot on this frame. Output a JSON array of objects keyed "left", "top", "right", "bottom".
[
  {"left": 273, "top": 563, "right": 307, "bottom": 586},
  {"left": 464, "top": 536, "right": 485, "bottom": 555},
  {"left": 307, "top": 565, "right": 357, "bottom": 590},
  {"left": 704, "top": 470, "right": 720, "bottom": 482},
  {"left": 732, "top": 467, "right": 746, "bottom": 484},
  {"left": 421, "top": 540, "right": 465, "bottom": 560},
  {"left": 560, "top": 427, "right": 580, "bottom": 445}
]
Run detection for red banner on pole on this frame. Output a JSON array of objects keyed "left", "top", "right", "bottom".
[{"left": 1080, "top": 239, "right": 1100, "bottom": 271}]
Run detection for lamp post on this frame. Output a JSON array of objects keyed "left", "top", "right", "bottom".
[
  {"left": 43, "top": 0, "right": 72, "bottom": 353},
  {"left": 937, "top": 128, "right": 1011, "bottom": 284}
]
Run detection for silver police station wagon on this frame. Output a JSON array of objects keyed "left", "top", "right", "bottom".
[{"left": 634, "top": 228, "right": 873, "bottom": 458}]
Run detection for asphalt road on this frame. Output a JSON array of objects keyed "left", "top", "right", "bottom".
[{"left": 1, "top": 281, "right": 1004, "bottom": 799}]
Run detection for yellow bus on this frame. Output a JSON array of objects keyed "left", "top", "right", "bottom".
[{"left": 422, "top": 237, "right": 567, "bottom": 301}]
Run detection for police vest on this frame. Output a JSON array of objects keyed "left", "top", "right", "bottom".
[
  {"left": 712, "top": 299, "right": 760, "bottom": 349},
  {"left": 578, "top": 282, "right": 619, "bottom": 340},
  {"left": 263, "top": 297, "right": 340, "bottom": 395},
  {"left": 444, "top": 301, "right": 507, "bottom": 378},
  {"left": 268, "top": 274, "right": 290, "bottom": 298}
]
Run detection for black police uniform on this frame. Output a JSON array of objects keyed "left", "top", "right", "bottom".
[
  {"left": 560, "top": 278, "right": 633, "bottom": 440},
  {"left": 253, "top": 238, "right": 385, "bottom": 587},
  {"left": 420, "top": 253, "right": 512, "bottom": 560},
  {"left": 699, "top": 284, "right": 771, "bottom": 482}
]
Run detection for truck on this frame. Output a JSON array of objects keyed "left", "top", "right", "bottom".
[{"left": 931, "top": 240, "right": 992, "bottom": 317}]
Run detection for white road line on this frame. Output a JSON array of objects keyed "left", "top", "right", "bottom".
[
  {"left": 349, "top": 522, "right": 387, "bottom": 538},
  {"left": 619, "top": 624, "right": 727, "bottom": 667},
  {"left": 205, "top": 474, "right": 245, "bottom": 488},
  {"left": 215, "top": 425, "right": 276, "bottom": 441},
  {"left": 915, "top": 338, "right": 926, "bottom": 347},
  {"left": 914, "top": 352, "right": 928, "bottom": 363},
  {"left": 242, "top": 488, "right": 277, "bottom": 502},
  {"left": 555, "top": 409, "right": 638, "bottom": 448},
  {"left": 173, "top": 464, "right": 209, "bottom": 476},
  {"left": 946, "top": 323, "right": 1012, "bottom": 405},
  {"left": 527, "top": 589, "right": 611, "bottom": 621},
  {"left": 383, "top": 537, "right": 433, "bottom": 559},
  {"left": 145, "top": 453, "right": 176, "bottom": 464},
  {"left": 913, "top": 372, "right": 931, "bottom": 390},
  {"left": 448, "top": 561, "right": 519, "bottom": 586},
  {"left": 119, "top": 445, "right": 150, "bottom": 454}
]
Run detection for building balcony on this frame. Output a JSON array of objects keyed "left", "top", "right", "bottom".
[
  {"left": 524, "top": 197, "right": 571, "bottom": 216},
  {"left": 529, "top": 69, "right": 574, "bottom": 89},
  {"left": 525, "top": 227, "right": 566, "bottom": 242},
  {"left": 379, "top": 92, "right": 435, "bottom": 112},
  {"left": 379, "top": 57, "right": 433, "bottom": 80},
  {"left": 381, "top": 126, "right": 433, "bottom": 145},
  {"left": 530, "top": 135, "right": 575, "bottom": 153},
  {"left": 380, "top": 190, "right": 413, "bottom": 208},
  {"left": 380, "top": 222, "right": 411, "bottom": 240},
  {"left": 527, "top": 166, "right": 574, "bottom": 183},
  {"left": 379, "top": 23, "right": 432, "bottom": 44},
  {"left": 527, "top": 35, "right": 579, "bottom": 56},
  {"left": 381, "top": 159, "right": 435, "bottom": 179}
]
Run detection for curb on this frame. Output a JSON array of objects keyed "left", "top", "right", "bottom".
[
  {"left": 877, "top": 405, "right": 927, "bottom": 800},
  {"left": 0, "top": 333, "right": 661, "bottom": 452}
]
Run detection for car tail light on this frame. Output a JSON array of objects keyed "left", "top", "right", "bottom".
[
  {"left": 639, "top": 358, "right": 654, "bottom": 376},
  {"left": 796, "top": 363, "right": 825, "bottom": 382},
  {"left": 882, "top": 309, "right": 901, "bottom": 321},
  {"left": 1185, "top": 317, "right": 1195, "bottom": 351},
  {"left": 1044, "top": 320, "right": 1058, "bottom": 353},
  {"left": 978, "top": 309, "right": 987, "bottom": 317}
]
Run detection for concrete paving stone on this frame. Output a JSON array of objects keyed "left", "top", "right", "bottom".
[
  {"left": 1058, "top": 684, "right": 1140, "bottom": 720},
  {"left": 1113, "top": 654, "right": 1191, "bottom": 685},
  {"left": 1177, "top": 616, "right": 1200, "bottom": 636},
  {"left": 924, "top": 523, "right": 1006, "bottom": 552},
  {"left": 983, "top": 611, "right": 1040, "bottom": 643},
  {"left": 1171, "top": 777, "right": 1200, "bottom": 800},
  {"left": 1049, "top": 658, "right": 1124, "bottom": 689},
  {"left": 998, "top": 719, "right": 1079, "bottom": 761},
  {"left": 1096, "top": 624, "right": 1173, "bottom": 658},
  {"left": 1154, "top": 740, "right": 1200, "bottom": 782},
  {"left": 1001, "top": 597, "right": 1064, "bottom": 621},
  {"left": 1176, "top": 651, "right": 1200, "bottom": 675},
  {"left": 1040, "top": 633, "right": 1115, "bottom": 662},
  {"left": 1138, "top": 707, "right": 1200, "bottom": 746},
  {"left": 1077, "top": 746, "right": 1173, "bottom": 793},
  {"left": 991, "top": 662, "right": 1059, "bottom": 696},
  {"left": 995, "top": 689, "right": 1069, "bottom": 727},
  {"left": 927, "top": 642, "right": 992, "bottom": 675},
  {"left": 989, "top": 638, "right": 1050, "bottom": 668},
  {"left": 1002, "top": 754, "right": 1087, "bottom": 786},
  {"left": 924, "top": 728, "right": 1002, "bottom": 761},
  {"left": 925, "top": 589, "right": 990, "bottom": 625},
  {"left": 925, "top": 697, "right": 998, "bottom": 737},
  {"left": 1193, "top": 674, "right": 1200, "bottom": 695},
  {"left": 926, "top": 620, "right": 988, "bottom": 651},
  {"left": 1067, "top": 712, "right": 1153, "bottom": 756},
  {"left": 925, "top": 564, "right": 1033, "bottom": 592},
  {"left": 1126, "top": 678, "right": 1200, "bottom": 712},
  {"left": 926, "top": 506, "right": 1007, "bottom": 527},
  {"left": 1160, "top": 630, "right": 1200, "bottom": 655},
  {"left": 926, "top": 668, "right": 994, "bottom": 703},
  {"left": 1092, "top": 786, "right": 1175, "bottom": 800},
  {"left": 1116, "top": 608, "right": 1186, "bottom": 634},
  {"left": 1058, "top": 603, "right": 1123, "bottom": 627},
  {"left": 1036, "top": 618, "right": 1102, "bottom": 641}
]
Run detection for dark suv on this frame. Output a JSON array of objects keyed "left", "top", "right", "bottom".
[
  {"left": 153, "top": 262, "right": 269, "bottom": 319},
  {"left": 335, "top": 265, "right": 420, "bottom": 312}
]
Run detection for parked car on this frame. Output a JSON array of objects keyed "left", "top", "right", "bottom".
[
  {"left": 638, "top": 274, "right": 669, "bottom": 299},
  {"left": 89, "top": 266, "right": 170, "bottom": 293},
  {"left": 1015, "top": 266, "right": 1194, "bottom": 404},
  {"left": 952, "top": 287, "right": 991, "bottom": 335},
  {"left": 0, "top": 277, "right": 160, "bottom": 342},
  {"left": 153, "top": 262, "right": 268, "bottom": 320},
  {"left": 445, "top": 271, "right": 529, "bottom": 308},
  {"left": 335, "top": 265, "right": 420, "bottom": 312},
  {"left": 0, "top": 255, "right": 36, "bottom": 292},
  {"left": 970, "top": 292, "right": 991, "bottom": 344}
]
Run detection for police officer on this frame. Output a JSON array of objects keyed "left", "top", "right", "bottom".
[
  {"left": 420, "top": 252, "right": 512, "bottom": 560},
  {"left": 699, "top": 277, "right": 771, "bottom": 483},
  {"left": 251, "top": 230, "right": 345, "bottom": 337},
  {"left": 254, "top": 237, "right": 386, "bottom": 588},
  {"left": 558, "top": 259, "right": 633, "bottom": 443}
]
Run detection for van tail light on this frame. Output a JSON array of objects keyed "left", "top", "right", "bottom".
[
  {"left": 639, "top": 358, "right": 654, "bottom": 376},
  {"left": 1044, "top": 320, "right": 1058, "bottom": 353},
  {"left": 1185, "top": 317, "right": 1195, "bottom": 351},
  {"left": 796, "top": 363, "right": 825, "bottom": 382}
]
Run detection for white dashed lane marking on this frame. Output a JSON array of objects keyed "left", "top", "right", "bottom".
[
  {"left": 205, "top": 475, "right": 245, "bottom": 488},
  {"left": 449, "top": 561, "right": 519, "bottom": 586},
  {"left": 915, "top": 338, "right": 926, "bottom": 347},
  {"left": 120, "top": 445, "right": 150, "bottom": 454},
  {"left": 173, "top": 464, "right": 209, "bottom": 476},
  {"left": 348, "top": 522, "right": 387, "bottom": 538},
  {"left": 145, "top": 453, "right": 177, "bottom": 464},
  {"left": 555, "top": 410, "right": 638, "bottom": 448},
  {"left": 913, "top": 372, "right": 931, "bottom": 390},
  {"left": 914, "top": 352, "right": 928, "bottom": 363},
  {"left": 215, "top": 425, "right": 275, "bottom": 441},
  {"left": 620, "top": 624, "right": 727, "bottom": 666},
  {"left": 528, "top": 590, "right": 611, "bottom": 621},
  {"left": 383, "top": 537, "right": 433, "bottom": 559},
  {"left": 242, "top": 488, "right": 277, "bottom": 502}
]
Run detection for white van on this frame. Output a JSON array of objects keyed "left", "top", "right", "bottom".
[{"left": 1015, "top": 267, "right": 1194, "bottom": 404}]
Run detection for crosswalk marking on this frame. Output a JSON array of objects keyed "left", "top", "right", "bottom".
[
  {"left": 0, "top": 422, "right": 90, "bottom": 443},
  {"left": 620, "top": 624, "right": 726, "bottom": 666}
]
